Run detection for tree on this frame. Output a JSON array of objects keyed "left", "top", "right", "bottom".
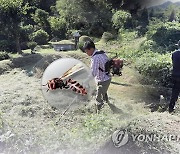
[
  {"left": 31, "top": 29, "right": 49, "bottom": 45},
  {"left": 32, "top": 9, "right": 51, "bottom": 35},
  {"left": 168, "top": 10, "right": 176, "bottom": 22},
  {"left": 0, "top": 0, "right": 28, "bottom": 54},
  {"left": 48, "top": 17, "right": 67, "bottom": 39},
  {"left": 56, "top": 0, "right": 113, "bottom": 36},
  {"left": 149, "top": 8, "right": 154, "bottom": 18},
  {"left": 112, "top": 10, "right": 132, "bottom": 30}
]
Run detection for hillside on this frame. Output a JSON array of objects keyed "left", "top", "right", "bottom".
[{"left": 0, "top": 37, "right": 179, "bottom": 153}]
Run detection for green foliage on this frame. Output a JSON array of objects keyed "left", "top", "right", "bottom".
[
  {"left": 31, "top": 29, "right": 49, "bottom": 45},
  {"left": 82, "top": 113, "right": 113, "bottom": 138},
  {"left": 0, "top": 40, "right": 9, "bottom": 51},
  {"left": 20, "top": 24, "right": 34, "bottom": 42},
  {"left": 139, "top": 40, "right": 164, "bottom": 54},
  {"left": 118, "top": 29, "right": 137, "bottom": 41},
  {"left": 112, "top": 10, "right": 132, "bottom": 30},
  {"left": 135, "top": 52, "right": 172, "bottom": 86},
  {"left": 168, "top": 10, "right": 176, "bottom": 22},
  {"left": 147, "top": 22, "right": 180, "bottom": 52},
  {"left": 146, "top": 19, "right": 164, "bottom": 40},
  {"left": 56, "top": 0, "right": 113, "bottom": 35},
  {"left": 33, "top": 9, "right": 49, "bottom": 27},
  {"left": 0, "top": 0, "right": 27, "bottom": 53},
  {"left": 0, "top": 0, "right": 23, "bottom": 11},
  {"left": 48, "top": 16, "right": 67, "bottom": 39},
  {"left": 27, "top": 42, "right": 37, "bottom": 50},
  {"left": 101, "top": 32, "right": 115, "bottom": 42},
  {"left": 0, "top": 52, "right": 10, "bottom": 61}
]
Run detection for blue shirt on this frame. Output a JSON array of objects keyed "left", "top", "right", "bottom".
[{"left": 172, "top": 49, "right": 180, "bottom": 77}]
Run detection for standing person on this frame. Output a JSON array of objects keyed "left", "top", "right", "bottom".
[
  {"left": 73, "top": 31, "right": 80, "bottom": 50},
  {"left": 169, "top": 40, "right": 180, "bottom": 113},
  {"left": 81, "top": 41, "right": 111, "bottom": 111}
]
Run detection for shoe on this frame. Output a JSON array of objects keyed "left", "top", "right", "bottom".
[
  {"left": 168, "top": 107, "right": 174, "bottom": 113},
  {"left": 97, "top": 102, "right": 104, "bottom": 111}
]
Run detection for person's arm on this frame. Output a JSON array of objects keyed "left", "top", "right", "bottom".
[
  {"left": 91, "top": 56, "right": 99, "bottom": 77},
  {"left": 82, "top": 57, "right": 99, "bottom": 87}
]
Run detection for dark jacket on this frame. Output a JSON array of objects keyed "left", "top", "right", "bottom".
[{"left": 172, "top": 49, "right": 180, "bottom": 77}]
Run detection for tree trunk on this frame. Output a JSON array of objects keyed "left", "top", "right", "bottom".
[{"left": 15, "top": 35, "right": 23, "bottom": 54}]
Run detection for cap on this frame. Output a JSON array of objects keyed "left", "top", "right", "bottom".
[
  {"left": 79, "top": 41, "right": 95, "bottom": 52},
  {"left": 175, "top": 40, "right": 180, "bottom": 46}
]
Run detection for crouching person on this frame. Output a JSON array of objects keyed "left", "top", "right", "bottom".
[{"left": 81, "top": 41, "right": 111, "bottom": 111}]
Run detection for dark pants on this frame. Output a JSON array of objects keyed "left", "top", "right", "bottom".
[
  {"left": 96, "top": 78, "right": 111, "bottom": 105},
  {"left": 169, "top": 77, "right": 180, "bottom": 110}
]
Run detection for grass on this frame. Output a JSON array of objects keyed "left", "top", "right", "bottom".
[{"left": 0, "top": 34, "right": 179, "bottom": 153}]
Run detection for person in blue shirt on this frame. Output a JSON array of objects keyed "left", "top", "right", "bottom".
[{"left": 169, "top": 40, "right": 180, "bottom": 113}]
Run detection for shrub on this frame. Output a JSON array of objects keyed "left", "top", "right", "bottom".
[
  {"left": 31, "top": 29, "right": 49, "bottom": 45},
  {"left": 101, "top": 32, "right": 115, "bottom": 42},
  {"left": 0, "top": 40, "right": 9, "bottom": 51},
  {"left": 48, "top": 17, "right": 67, "bottom": 39},
  {"left": 27, "top": 42, "right": 37, "bottom": 51},
  {"left": 146, "top": 22, "right": 180, "bottom": 52},
  {"left": 20, "top": 24, "right": 34, "bottom": 42},
  {"left": 0, "top": 52, "right": 10, "bottom": 61},
  {"left": 135, "top": 52, "right": 172, "bottom": 86},
  {"left": 118, "top": 29, "right": 137, "bottom": 41},
  {"left": 139, "top": 40, "right": 164, "bottom": 53},
  {"left": 112, "top": 10, "right": 131, "bottom": 30},
  {"left": 88, "top": 22, "right": 105, "bottom": 37}
]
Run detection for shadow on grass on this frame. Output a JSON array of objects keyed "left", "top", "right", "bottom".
[
  {"left": 139, "top": 86, "right": 171, "bottom": 113},
  {"left": 111, "top": 81, "right": 132, "bottom": 87},
  {"left": 11, "top": 53, "right": 43, "bottom": 70},
  {"left": 107, "top": 102, "right": 124, "bottom": 114}
]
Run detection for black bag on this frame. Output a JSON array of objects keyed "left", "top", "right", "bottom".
[{"left": 92, "top": 50, "right": 113, "bottom": 75}]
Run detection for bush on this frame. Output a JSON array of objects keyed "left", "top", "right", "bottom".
[
  {"left": 135, "top": 52, "right": 172, "bottom": 86},
  {"left": 20, "top": 24, "right": 34, "bottom": 42},
  {"left": 146, "top": 22, "right": 180, "bottom": 52},
  {"left": 27, "top": 42, "right": 37, "bottom": 51},
  {"left": 0, "top": 40, "right": 9, "bottom": 51},
  {"left": 112, "top": 10, "right": 131, "bottom": 30},
  {"left": 101, "top": 32, "right": 116, "bottom": 42},
  {"left": 0, "top": 52, "right": 10, "bottom": 61},
  {"left": 139, "top": 40, "right": 164, "bottom": 53},
  {"left": 31, "top": 30, "right": 49, "bottom": 45},
  {"left": 48, "top": 17, "right": 67, "bottom": 39},
  {"left": 118, "top": 29, "right": 137, "bottom": 41},
  {"left": 0, "top": 40, "right": 17, "bottom": 52},
  {"left": 88, "top": 22, "right": 105, "bottom": 37}
]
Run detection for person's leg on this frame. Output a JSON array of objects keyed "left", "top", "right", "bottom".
[
  {"left": 96, "top": 84, "right": 104, "bottom": 104},
  {"left": 169, "top": 79, "right": 180, "bottom": 112},
  {"left": 101, "top": 78, "right": 111, "bottom": 103},
  {"left": 96, "top": 78, "right": 111, "bottom": 110}
]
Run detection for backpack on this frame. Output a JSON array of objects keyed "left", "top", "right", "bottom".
[{"left": 92, "top": 50, "right": 114, "bottom": 75}]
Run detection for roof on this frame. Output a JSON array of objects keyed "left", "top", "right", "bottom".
[{"left": 50, "top": 40, "right": 75, "bottom": 45}]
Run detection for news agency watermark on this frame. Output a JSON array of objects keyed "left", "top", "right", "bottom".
[{"left": 112, "top": 129, "right": 180, "bottom": 148}]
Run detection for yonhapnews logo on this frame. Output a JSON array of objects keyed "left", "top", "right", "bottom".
[
  {"left": 112, "top": 130, "right": 129, "bottom": 147},
  {"left": 112, "top": 129, "right": 180, "bottom": 148}
]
